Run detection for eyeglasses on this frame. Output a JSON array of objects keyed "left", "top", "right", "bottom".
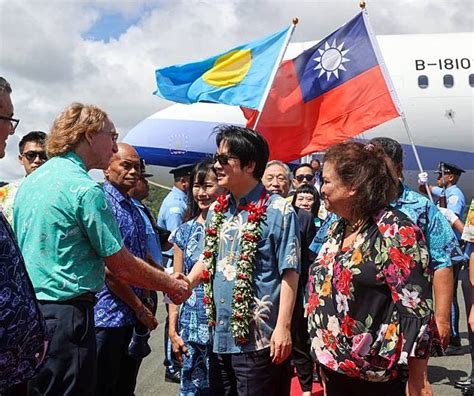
[
  {"left": 0, "top": 115, "right": 20, "bottom": 132},
  {"left": 213, "top": 153, "right": 239, "bottom": 165},
  {"left": 22, "top": 150, "right": 47, "bottom": 161},
  {"left": 295, "top": 174, "right": 314, "bottom": 182}
]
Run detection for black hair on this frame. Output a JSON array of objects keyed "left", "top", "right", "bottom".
[
  {"left": 19, "top": 131, "right": 47, "bottom": 154},
  {"left": 369, "top": 137, "right": 403, "bottom": 166},
  {"left": 214, "top": 125, "right": 269, "bottom": 179},
  {"left": 292, "top": 184, "right": 320, "bottom": 217},
  {"left": 293, "top": 163, "right": 314, "bottom": 177},
  {"left": 184, "top": 158, "right": 218, "bottom": 221}
]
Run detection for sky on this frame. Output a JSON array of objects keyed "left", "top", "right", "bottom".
[{"left": 0, "top": 0, "right": 472, "bottom": 181}]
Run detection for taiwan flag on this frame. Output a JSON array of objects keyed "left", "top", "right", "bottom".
[{"left": 244, "top": 11, "right": 401, "bottom": 162}]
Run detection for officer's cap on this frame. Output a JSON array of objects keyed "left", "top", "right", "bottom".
[
  {"left": 435, "top": 162, "right": 465, "bottom": 176},
  {"left": 169, "top": 164, "right": 193, "bottom": 178},
  {"left": 139, "top": 159, "right": 153, "bottom": 178}
]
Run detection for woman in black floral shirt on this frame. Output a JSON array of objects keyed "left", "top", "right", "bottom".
[{"left": 307, "top": 142, "right": 437, "bottom": 395}]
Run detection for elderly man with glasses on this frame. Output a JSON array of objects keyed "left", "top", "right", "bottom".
[
  {"left": 0, "top": 130, "right": 48, "bottom": 224},
  {"left": 13, "top": 102, "right": 191, "bottom": 396},
  {"left": 0, "top": 76, "right": 49, "bottom": 395}
]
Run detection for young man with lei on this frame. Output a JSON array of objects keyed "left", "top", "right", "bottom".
[{"left": 188, "top": 125, "right": 300, "bottom": 396}]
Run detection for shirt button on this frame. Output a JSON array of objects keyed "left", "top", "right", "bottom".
[
  {"left": 219, "top": 320, "right": 224, "bottom": 325},
  {"left": 229, "top": 236, "right": 233, "bottom": 241},
  {"left": 220, "top": 298, "right": 225, "bottom": 303}
]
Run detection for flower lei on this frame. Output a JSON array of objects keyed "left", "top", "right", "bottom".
[{"left": 201, "top": 190, "right": 268, "bottom": 344}]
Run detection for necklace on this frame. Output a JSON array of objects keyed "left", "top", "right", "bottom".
[
  {"left": 201, "top": 189, "right": 268, "bottom": 345},
  {"left": 345, "top": 218, "right": 365, "bottom": 233}
]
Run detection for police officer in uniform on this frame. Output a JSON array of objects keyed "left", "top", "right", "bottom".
[
  {"left": 157, "top": 164, "right": 193, "bottom": 383},
  {"left": 420, "top": 161, "right": 466, "bottom": 352}
]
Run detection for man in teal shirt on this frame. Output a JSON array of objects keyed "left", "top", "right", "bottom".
[{"left": 13, "top": 103, "right": 191, "bottom": 396}]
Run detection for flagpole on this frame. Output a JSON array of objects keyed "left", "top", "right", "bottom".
[
  {"left": 252, "top": 18, "right": 298, "bottom": 130},
  {"left": 362, "top": 9, "right": 434, "bottom": 202}
]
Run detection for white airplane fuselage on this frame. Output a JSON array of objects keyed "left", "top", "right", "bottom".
[{"left": 124, "top": 32, "right": 474, "bottom": 201}]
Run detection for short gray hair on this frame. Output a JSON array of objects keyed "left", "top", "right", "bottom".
[
  {"left": 0, "top": 77, "right": 12, "bottom": 95},
  {"left": 265, "top": 160, "right": 292, "bottom": 181}
]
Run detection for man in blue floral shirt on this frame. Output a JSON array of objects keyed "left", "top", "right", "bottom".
[
  {"left": 94, "top": 143, "right": 158, "bottom": 395},
  {"left": 191, "top": 126, "right": 300, "bottom": 395},
  {"left": 370, "top": 137, "right": 462, "bottom": 394}
]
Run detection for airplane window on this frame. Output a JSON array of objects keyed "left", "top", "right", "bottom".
[
  {"left": 470, "top": 74, "right": 474, "bottom": 87},
  {"left": 443, "top": 74, "right": 454, "bottom": 88},
  {"left": 418, "top": 75, "right": 428, "bottom": 89}
]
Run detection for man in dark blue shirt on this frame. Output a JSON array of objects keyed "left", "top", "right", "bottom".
[{"left": 0, "top": 76, "right": 48, "bottom": 394}]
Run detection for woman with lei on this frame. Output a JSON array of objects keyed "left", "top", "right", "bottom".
[
  {"left": 306, "top": 142, "right": 438, "bottom": 396},
  {"left": 168, "top": 159, "right": 224, "bottom": 395}
]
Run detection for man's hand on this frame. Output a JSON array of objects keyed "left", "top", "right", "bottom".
[
  {"left": 270, "top": 324, "right": 292, "bottom": 365},
  {"left": 169, "top": 331, "right": 189, "bottom": 366},
  {"left": 418, "top": 172, "right": 428, "bottom": 185},
  {"left": 167, "top": 273, "right": 191, "bottom": 305},
  {"left": 436, "top": 318, "right": 450, "bottom": 350},
  {"left": 135, "top": 305, "right": 158, "bottom": 330}
]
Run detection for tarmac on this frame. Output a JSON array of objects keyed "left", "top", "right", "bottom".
[{"left": 136, "top": 285, "right": 471, "bottom": 395}]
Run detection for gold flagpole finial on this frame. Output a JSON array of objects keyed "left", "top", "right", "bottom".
[
  {"left": 359, "top": 1, "right": 366, "bottom": 9},
  {"left": 292, "top": 17, "right": 299, "bottom": 25}
]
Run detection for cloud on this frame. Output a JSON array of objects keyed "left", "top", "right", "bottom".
[{"left": 0, "top": 0, "right": 472, "bottom": 181}]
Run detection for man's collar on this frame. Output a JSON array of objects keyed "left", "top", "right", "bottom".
[
  {"left": 171, "top": 186, "right": 186, "bottom": 197},
  {"left": 103, "top": 181, "right": 128, "bottom": 203},
  {"left": 229, "top": 182, "right": 264, "bottom": 210},
  {"left": 394, "top": 183, "right": 419, "bottom": 205},
  {"left": 62, "top": 151, "right": 88, "bottom": 172}
]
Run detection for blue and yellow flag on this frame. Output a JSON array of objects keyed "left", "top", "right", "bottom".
[{"left": 154, "top": 26, "right": 291, "bottom": 109}]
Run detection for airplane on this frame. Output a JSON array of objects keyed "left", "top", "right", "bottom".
[{"left": 123, "top": 32, "right": 474, "bottom": 200}]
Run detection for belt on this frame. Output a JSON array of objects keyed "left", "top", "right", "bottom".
[
  {"left": 70, "top": 292, "right": 96, "bottom": 305},
  {"left": 39, "top": 292, "right": 96, "bottom": 305}
]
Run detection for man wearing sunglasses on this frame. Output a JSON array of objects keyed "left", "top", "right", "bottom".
[
  {"left": 292, "top": 163, "right": 315, "bottom": 190},
  {"left": 188, "top": 125, "right": 300, "bottom": 396},
  {"left": 0, "top": 131, "right": 47, "bottom": 224}
]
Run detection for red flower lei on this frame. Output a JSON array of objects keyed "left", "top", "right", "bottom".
[{"left": 201, "top": 190, "right": 268, "bottom": 344}]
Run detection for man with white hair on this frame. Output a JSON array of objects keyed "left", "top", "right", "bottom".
[{"left": 13, "top": 103, "right": 191, "bottom": 395}]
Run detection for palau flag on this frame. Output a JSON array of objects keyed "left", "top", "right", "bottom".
[
  {"left": 244, "top": 12, "right": 401, "bottom": 162},
  {"left": 154, "top": 26, "right": 291, "bottom": 109}
]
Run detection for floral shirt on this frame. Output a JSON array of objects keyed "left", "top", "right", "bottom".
[
  {"left": 207, "top": 183, "right": 300, "bottom": 354},
  {"left": 0, "top": 178, "right": 22, "bottom": 224},
  {"left": 170, "top": 219, "right": 209, "bottom": 344},
  {"left": 307, "top": 208, "right": 435, "bottom": 382},
  {"left": 94, "top": 182, "right": 147, "bottom": 328},
  {"left": 462, "top": 199, "right": 474, "bottom": 243}
]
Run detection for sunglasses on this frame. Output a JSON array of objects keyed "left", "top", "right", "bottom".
[
  {"left": 213, "top": 153, "right": 239, "bottom": 165},
  {"left": 22, "top": 150, "right": 47, "bottom": 161},
  {"left": 295, "top": 174, "right": 314, "bottom": 182}
]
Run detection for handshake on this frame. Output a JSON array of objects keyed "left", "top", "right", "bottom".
[{"left": 166, "top": 272, "right": 192, "bottom": 305}]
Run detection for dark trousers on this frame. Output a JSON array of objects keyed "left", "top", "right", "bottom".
[
  {"left": 209, "top": 348, "right": 291, "bottom": 396},
  {"left": 321, "top": 366, "right": 405, "bottom": 396},
  {"left": 95, "top": 326, "right": 142, "bottom": 396},
  {"left": 291, "top": 296, "right": 313, "bottom": 392},
  {"left": 460, "top": 266, "right": 474, "bottom": 381},
  {"left": 451, "top": 260, "right": 464, "bottom": 340},
  {"left": 28, "top": 300, "right": 96, "bottom": 396},
  {"left": 163, "top": 303, "right": 179, "bottom": 374}
]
